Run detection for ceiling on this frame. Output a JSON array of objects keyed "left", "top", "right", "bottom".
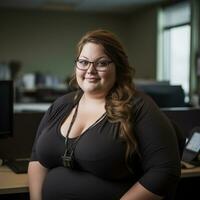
[{"left": 0, "top": 0, "right": 168, "bottom": 13}]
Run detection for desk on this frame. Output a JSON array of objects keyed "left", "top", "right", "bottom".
[
  {"left": 0, "top": 165, "right": 200, "bottom": 195},
  {"left": 181, "top": 166, "right": 200, "bottom": 178},
  {"left": 0, "top": 165, "right": 28, "bottom": 195}
]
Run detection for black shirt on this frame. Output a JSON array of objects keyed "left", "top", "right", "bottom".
[{"left": 31, "top": 91, "right": 181, "bottom": 200}]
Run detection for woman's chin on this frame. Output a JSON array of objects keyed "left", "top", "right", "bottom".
[{"left": 82, "top": 85, "right": 102, "bottom": 94}]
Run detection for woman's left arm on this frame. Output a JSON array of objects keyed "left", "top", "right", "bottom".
[{"left": 120, "top": 94, "right": 181, "bottom": 200}]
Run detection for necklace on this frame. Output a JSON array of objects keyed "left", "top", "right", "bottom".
[
  {"left": 61, "top": 101, "right": 107, "bottom": 169},
  {"left": 62, "top": 102, "right": 79, "bottom": 169}
]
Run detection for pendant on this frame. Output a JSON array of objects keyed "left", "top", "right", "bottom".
[{"left": 62, "top": 154, "right": 74, "bottom": 169}]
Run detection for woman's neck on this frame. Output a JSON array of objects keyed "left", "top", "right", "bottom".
[{"left": 81, "top": 93, "right": 106, "bottom": 106}]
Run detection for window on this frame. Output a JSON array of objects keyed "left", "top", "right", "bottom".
[{"left": 157, "top": 1, "right": 191, "bottom": 100}]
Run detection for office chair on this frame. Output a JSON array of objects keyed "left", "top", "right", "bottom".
[{"left": 136, "top": 84, "right": 186, "bottom": 108}]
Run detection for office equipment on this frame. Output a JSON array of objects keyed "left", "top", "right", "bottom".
[
  {"left": 136, "top": 84, "right": 186, "bottom": 108},
  {"left": 0, "top": 112, "right": 44, "bottom": 173},
  {"left": 5, "top": 159, "right": 29, "bottom": 174},
  {"left": 0, "top": 80, "right": 28, "bottom": 173},
  {"left": 0, "top": 111, "right": 44, "bottom": 174},
  {"left": 0, "top": 112, "right": 44, "bottom": 159},
  {"left": 182, "top": 127, "right": 200, "bottom": 165},
  {"left": 0, "top": 80, "right": 13, "bottom": 138}
]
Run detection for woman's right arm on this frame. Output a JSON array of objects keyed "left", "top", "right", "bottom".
[
  {"left": 28, "top": 103, "right": 54, "bottom": 200},
  {"left": 28, "top": 161, "right": 48, "bottom": 200}
]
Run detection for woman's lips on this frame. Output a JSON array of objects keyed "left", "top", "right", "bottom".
[{"left": 84, "top": 77, "right": 100, "bottom": 82}]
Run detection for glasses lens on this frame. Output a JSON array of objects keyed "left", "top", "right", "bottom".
[
  {"left": 76, "top": 59, "right": 89, "bottom": 70},
  {"left": 95, "top": 60, "right": 113, "bottom": 72}
]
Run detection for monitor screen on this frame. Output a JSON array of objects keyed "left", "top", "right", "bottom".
[
  {"left": 0, "top": 80, "right": 13, "bottom": 137},
  {"left": 186, "top": 132, "right": 200, "bottom": 152}
]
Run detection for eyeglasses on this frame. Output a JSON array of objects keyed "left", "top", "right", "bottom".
[{"left": 75, "top": 59, "right": 113, "bottom": 72}]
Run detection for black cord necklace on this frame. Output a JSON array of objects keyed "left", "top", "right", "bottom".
[
  {"left": 61, "top": 101, "right": 107, "bottom": 169},
  {"left": 62, "top": 102, "right": 79, "bottom": 169}
]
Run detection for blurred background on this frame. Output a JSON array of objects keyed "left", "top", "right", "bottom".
[{"left": 0, "top": 0, "right": 199, "bottom": 106}]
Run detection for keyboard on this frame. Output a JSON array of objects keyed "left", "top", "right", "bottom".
[{"left": 6, "top": 159, "right": 29, "bottom": 174}]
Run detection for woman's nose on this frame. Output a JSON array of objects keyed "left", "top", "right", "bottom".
[{"left": 87, "top": 63, "right": 97, "bottom": 73}]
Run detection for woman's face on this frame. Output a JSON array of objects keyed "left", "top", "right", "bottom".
[{"left": 76, "top": 42, "right": 116, "bottom": 97}]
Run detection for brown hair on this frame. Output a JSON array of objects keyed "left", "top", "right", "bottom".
[{"left": 70, "top": 29, "right": 137, "bottom": 162}]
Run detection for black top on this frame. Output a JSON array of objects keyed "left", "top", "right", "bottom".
[{"left": 31, "top": 91, "right": 181, "bottom": 200}]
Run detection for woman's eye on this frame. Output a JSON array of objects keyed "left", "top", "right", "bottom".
[
  {"left": 97, "top": 61, "right": 107, "bottom": 67},
  {"left": 79, "top": 60, "right": 89, "bottom": 66}
]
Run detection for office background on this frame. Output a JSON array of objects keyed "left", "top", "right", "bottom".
[{"left": 0, "top": 3, "right": 158, "bottom": 80}]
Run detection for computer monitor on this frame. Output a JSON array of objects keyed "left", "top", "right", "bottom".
[{"left": 0, "top": 80, "right": 13, "bottom": 138}]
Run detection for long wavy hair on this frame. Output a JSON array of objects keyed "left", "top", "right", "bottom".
[{"left": 70, "top": 29, "right": 137, "bottom": 162}]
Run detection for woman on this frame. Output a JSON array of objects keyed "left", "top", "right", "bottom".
[{"left": 28, "top": 29, "right": 181, "bottom": 200}]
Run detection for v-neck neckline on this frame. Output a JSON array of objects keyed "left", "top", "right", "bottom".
[{"left": 58, "top": 101, "right": 107, "bottom": 140}]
